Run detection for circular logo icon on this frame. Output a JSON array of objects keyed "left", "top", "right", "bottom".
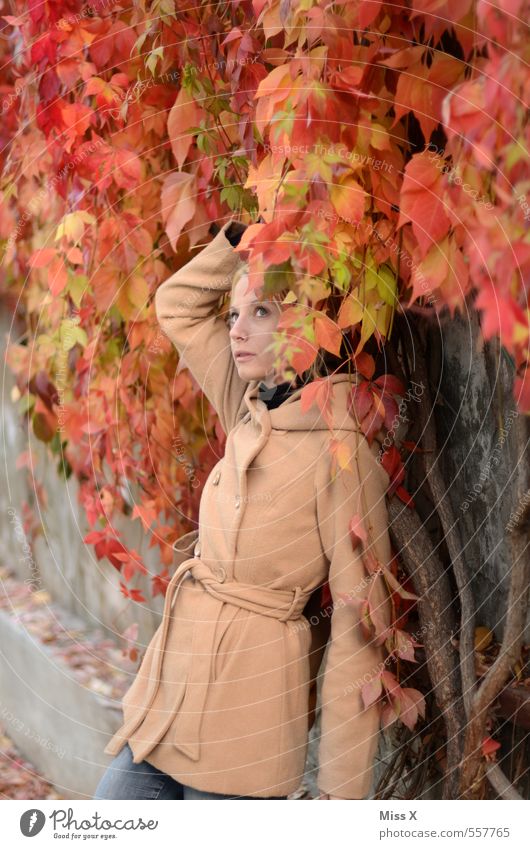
[{"left": 20, "top": 809, "right": 46, "bottom": 836}]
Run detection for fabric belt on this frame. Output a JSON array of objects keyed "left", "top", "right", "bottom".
[{"left": 119, "top": 556, "right": 313, "bottom": 762}]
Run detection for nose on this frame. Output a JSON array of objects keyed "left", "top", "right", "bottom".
[{"left": 229, "top": 312, "right": 248, "bottom": 340}]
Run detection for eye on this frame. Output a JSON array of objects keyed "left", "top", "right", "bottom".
[{"left": 225, "top": 305, "right": 270, "bottom": 327}]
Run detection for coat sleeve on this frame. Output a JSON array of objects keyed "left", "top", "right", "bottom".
[
  {"left": 154, "top": 219, "right": 249, "bottom": 435},
  {"left": 314, "top": 427, "right": 393, "bottom": 799}
]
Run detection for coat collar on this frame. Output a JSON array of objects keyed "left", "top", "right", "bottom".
[{"left": 239, "top": 373, "right": 360, "bottom": 434}]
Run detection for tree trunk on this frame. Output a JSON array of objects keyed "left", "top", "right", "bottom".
[{"left": 384, "top": 303, "right": 529, "bottom": 798}]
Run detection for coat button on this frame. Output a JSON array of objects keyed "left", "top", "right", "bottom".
[
  {"left": 193, "top": 541, "right": 201, "bottom": 557},
  {"left": 235, "top": 495, "right": 240, "bottom": 508},
  {"left": 215, "top": 566, "right": 226, "bottom": 582},
  {"left": 212, "top": 471, "right": 221, "bottom": 485},
  {"left": 242, "top": 412, "right": 251, "bottom": 423}
]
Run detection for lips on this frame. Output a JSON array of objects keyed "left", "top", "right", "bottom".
[{"left": 235, "top": 352, "right": 255, "bottom": 360}]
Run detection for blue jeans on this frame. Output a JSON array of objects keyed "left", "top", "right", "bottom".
[{"left": 94, "top": 743, "right": 287, "bottom": 800}]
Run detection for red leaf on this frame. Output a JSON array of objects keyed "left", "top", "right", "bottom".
[
  {"left": 361, "top": 673, "right": 383, "bottom": 708},
  {"left": 112, "top": 548, "right": 148, "bottom": 583},
  {"left": 482, "top": 736, "right": 501, "bottom": 758},
  {"left": 392, "top": 628, "right": 420, "bottom": 662},
  {"left": 358, "top": 0, "right": 382, "bottom": 28},
  {"left": 381, "top": 669, "right": 401, "bottom": 698},
  {"left": 381, "top": 393, "right": 399, "bottom": 431},
  {"left": 353, "top": 352, "right": 375, "bottom": 380},
  {"left": 119, "top": 582, "right": 146, "bottom": 603},
  {"left": 374, "top": 374, "right": 406, "bottom": 396},
  {"left": 396, "top": 484, "right": 416, "bottom": 508},
  {"left": 381, "top": 700, "right": 399, "bottom": 728},
  {"left": 29, "top": 248, "right": 56, "bottom": 268},
  {"left": 152, "top": 568, "right": 170, "bottom": 598},
  {"left": 398, "top": 687, "right": 424, "bottom": 730},
  {"left": 320, "top": 580, "right": 332, "bottom": 609},
  {"left": 113, "top": 149, "right": 142, "bottom": 191},
  {"left": 348, "top": 380, "right": 392, "bottom": 443}
]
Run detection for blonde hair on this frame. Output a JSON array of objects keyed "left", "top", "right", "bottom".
[{"left": 230, "top": 261, "right": 287, "bottom": 306}]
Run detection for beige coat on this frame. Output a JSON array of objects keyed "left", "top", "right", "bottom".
[{"left": 104, "top": 220, "right": 392, "bottom": 799}]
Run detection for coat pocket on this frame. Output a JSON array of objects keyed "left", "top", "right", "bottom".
[{"left": 172, "top": 528, "right": 199, "bottom": 568}]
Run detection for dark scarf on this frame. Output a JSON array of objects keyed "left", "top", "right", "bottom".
[{"left": 257, "top": 379, "right": 298, "bottom": 410}]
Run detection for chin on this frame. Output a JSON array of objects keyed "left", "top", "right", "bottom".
[{"left": 234, "top": 362, "right": 265, "bottom": 382}]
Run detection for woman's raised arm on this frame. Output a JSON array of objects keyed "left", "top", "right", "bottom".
[{"left": 154, "top": 219, "right": 248, "bottom": 435}]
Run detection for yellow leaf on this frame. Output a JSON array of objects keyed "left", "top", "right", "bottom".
[
  {"left": 245, "top": 154, "right": 284, "bottom": 217},
  {"left": 356, "top": 304, "right": 378, "bottom": 353},
  {"left": 335, "top": 438, "right": 352, "bottom": 471},
  {"left": 330, "top": 174, "right": 366, "bottom": 225},
  {"left": 127, "top": 275, "right": 149, "bottom": 312},
  {"left": 474, "top": 626, "right": 493, "bottom": 651},
  {"left": 32, "top": 590, "right": 52, "bottom": 605},
  {"left": 377, "top": 265, "right": 397, "bottom": 305},
  {"left": 338, "top": 290, "right": 364, "bottom": 328}
]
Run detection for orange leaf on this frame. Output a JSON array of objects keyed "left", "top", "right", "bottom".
[
  {"left": 47, "top": 256, "right": 68, "bottom": 297},
  {"left": 330, "top": 174, "right": 367, "bottom": 225},
  {"left": 353, "top": 352, "right": 375, "bottom": 380},
  {"left": 168, "top": 88, "right": 201, "bottom": 168},
  {"left": 66, "top": 246, "right": 84, "bottom": 264},
  {"left": 300, "top": 377, "right": 333, "bottom": 426},
  {"left": 409, "top": 235, "right": 470, "bottom": 313},
  {"left": 29, "top": 248, "right": 56, "bottom": 268},
  {"left": 393, "top": 53, "right": 463, "bottom": 141},
  {"left": 398, "top": 152, "right": 451, "bottom": 258},
  {"left": 331, "top": 437, "right": 352, "bottom": 472},
  {"left": 160, "top": 172, "right": 196, "bottom": 253},
  {"left": 314, "top": 314, "right": 343, "bottom": 356},
  {"left": 337, "top": 291, "right": 364, "bottom": 329},
  {"left": 132, "top": 501, "right": 158, "bottom": 533}
]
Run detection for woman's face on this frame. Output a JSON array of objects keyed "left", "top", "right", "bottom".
[{"left": 227, "top": 273, "right": 283, "bottom": 388}]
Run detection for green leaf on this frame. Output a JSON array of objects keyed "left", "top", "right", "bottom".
[
  {"left": 220, "top": 185, "right": 241, "bottom": 210},
  {"left": 182, "top": 63, "right": 199, "bottom": 94},
  {"left": 377, "top": 265, "right": 397, "bottom": 306},
  {"left": 331, "top": 258, "right": 351, "bottom": 291},
  {"left": 67, "top": 274, "right": 88, "bottom": 309},
  {"left": 263, "top": 261, "right": 293, "bottom": 294},
  {"left": 18, "top": 392, "right": 35, "bottom": 415}
]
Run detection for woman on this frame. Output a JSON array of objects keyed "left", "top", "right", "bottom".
[{"left": 95, "top": 218, "right": 392, "bottom": 800}]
